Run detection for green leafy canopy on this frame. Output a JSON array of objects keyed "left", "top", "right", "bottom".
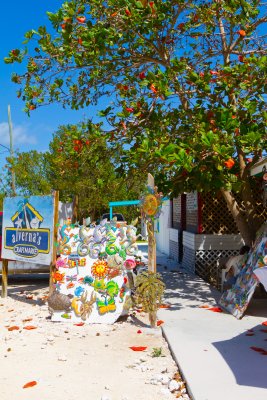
[{"left": 5, "top": 1, "right": 267, "bottom": 241}]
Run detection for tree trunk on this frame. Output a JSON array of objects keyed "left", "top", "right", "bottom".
[
  {"left": 240, "top": 170, "right": 263, "bottom": 238},
  {"left": 236, "top": 150, "right": 264, "bottom": 239},
  {"left": 220, "top": 188, "right": 255, "bottom": 246},
  {"left": 72, "top": 195, "right": 79, "bottom": 224},
  {"left": 149, "top": 311, "right": 157, "bottom": 328}
]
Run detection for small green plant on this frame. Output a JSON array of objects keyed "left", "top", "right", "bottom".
[
  {"left": 151, "top": 347, "right": 165, "bottom": 358},
  {"left": 134, "top": 271, "right": 165, "bottom": 327}
]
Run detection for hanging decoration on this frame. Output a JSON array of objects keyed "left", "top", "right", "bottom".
[
  {"left": 48, "top": 218, "right": 140, "bottom": 324},
  {"left": 139, "top": 185, "right": 163, "bottom": 221}
]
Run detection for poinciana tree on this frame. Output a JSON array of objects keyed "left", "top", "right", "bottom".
[
  {"left": 46, "top": 121, "right": 145, "bottom": 221},
  {"left": 5, "top": 0, "right": 267, "bottom": 244},
  {"left": 5, "top": 122, "right": 145, "bottom": 221}
]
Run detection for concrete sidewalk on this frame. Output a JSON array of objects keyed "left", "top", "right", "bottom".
[{"left": 156, "top": 251, "right": 267, "bottom": 400}]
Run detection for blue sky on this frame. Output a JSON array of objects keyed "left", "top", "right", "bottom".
[{"left": 0, "top": 0, "right": 100, "bottom": 164}]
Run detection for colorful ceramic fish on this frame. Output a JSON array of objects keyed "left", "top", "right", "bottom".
[{"left": 74, "top": 286, "right": 85, "bottom": 297}]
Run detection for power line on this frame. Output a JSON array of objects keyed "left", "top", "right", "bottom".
[{"left": 0, "top": 143, "right": 10, "bottom": 152}]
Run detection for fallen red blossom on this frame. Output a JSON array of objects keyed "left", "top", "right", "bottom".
[
  {"left": 129, "top": 346, "right": 147, "bottom": 351},
  {"left": 23, "top": 381, "right": 37, "bottom": 389},
  {"left": 23, "top": 326, "right": 37, "bottom": 330},
  {"left": 207, "top": 307, "right": 223, "bottom": 313},
  {"left": 7, "top": 326, "right": 20, "bottom": 331}
]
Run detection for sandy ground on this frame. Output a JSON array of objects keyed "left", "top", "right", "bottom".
[{"left": 0, "top": 275, "right": 190, "bottom": 400}]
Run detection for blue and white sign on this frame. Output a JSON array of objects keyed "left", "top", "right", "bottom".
[{"left": 1, "top": 195, "right": 55, "bottom": 265}]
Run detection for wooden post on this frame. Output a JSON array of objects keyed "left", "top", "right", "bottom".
[
  {"left": 49, "top": 191, "right": 59, "bottom": 292},
  {"left": 1, "top": 259, "right": 8, "bottom": 298},
  {"left": 147, "top": 173, "right": 157, "bottom": 273}
]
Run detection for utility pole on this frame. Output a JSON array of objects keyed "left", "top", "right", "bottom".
[{"left": 7, "top": 105, "right": 16, "bottom": 196}]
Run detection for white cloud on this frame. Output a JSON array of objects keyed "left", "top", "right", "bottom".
[{"left": 0, "top": 122, "right": 37, "bottom": 147}]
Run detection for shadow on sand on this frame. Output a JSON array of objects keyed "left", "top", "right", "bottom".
[{"left": 0, "top": 273, "right": 49, "bottom": 306}]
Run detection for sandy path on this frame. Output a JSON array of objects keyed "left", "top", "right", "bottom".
[{"left": 0, "top": 276, "right": 189, "bottom": 400}]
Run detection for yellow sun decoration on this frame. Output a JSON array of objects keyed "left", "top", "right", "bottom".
[{"left": 91, "top": 260, "right": 109, "bottom": 278}]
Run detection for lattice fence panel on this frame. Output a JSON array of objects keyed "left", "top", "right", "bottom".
[
  {"left": 251, "top": 177, "right": 267, "bottom": 222},
  {"left": 201, "top": 193, "right": 238, "bottom": 234},
  {"left": 195, "top": 249, "right": 239, "bottom": 289},
  {"left": 201, "top": 178, "right": 267, "bottom": 235}
]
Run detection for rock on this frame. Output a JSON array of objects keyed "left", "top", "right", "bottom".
[
  {"left": 46, "top": 336, "right": 54, "bottom": 342},
  {"left": 134, "top": 365, "right": 143, "bottom": 371},
  {"left": 104, "top": 385, "right": 110, "bottom": 390},
  {"left": 152, "top": 374, "right": 165, "bottom": 383},
  {"left": 47, "top": 290, "right": 71, "bottom": 313},
  {"left": 168, "top": 379, "right": 181, "bottom": 392},
  {"left": 161, "top": 366, "right": 168, "bottom": 373},
  {"left": 160, "top": 387, "right": 171, "bottom": 396},
  {"left": 58, "top": 355, "right": 67, "bottom": 361},
  {"left": 150, "top": 379, "right": 160, "bottom": 385},
  {"left": 141, "top": 365, "right": 149, "bottom": 372},
  {"left": 101, "top": 396, "right": 111, "bottom": 400},
  {"left": 161, "top": 375, "right": 170, "bottom": 385},
  {"left": 139, "top": 357, "right": 147, "bottom": 363}
]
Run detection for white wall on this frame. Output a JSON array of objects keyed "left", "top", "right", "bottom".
[
  {"left": 183, "top": 231, "right": 244, "bottom": 250},
  {"left": 155, "top": 200, "right": 170, "bottom": 255}
]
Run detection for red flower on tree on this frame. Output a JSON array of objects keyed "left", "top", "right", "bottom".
[
  {"left": 77, "top": 16, "right": 86, "bottom": 23},
  {"left": 224, "top": 158, "right": 235, "bottom": 169},
  {"left": 238, "top": 30, "right": 246, "bottom": 37}
]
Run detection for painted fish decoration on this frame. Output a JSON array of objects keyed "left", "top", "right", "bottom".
[{"left": 74, "top": 286, "right": 85, "bottom": 297}]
